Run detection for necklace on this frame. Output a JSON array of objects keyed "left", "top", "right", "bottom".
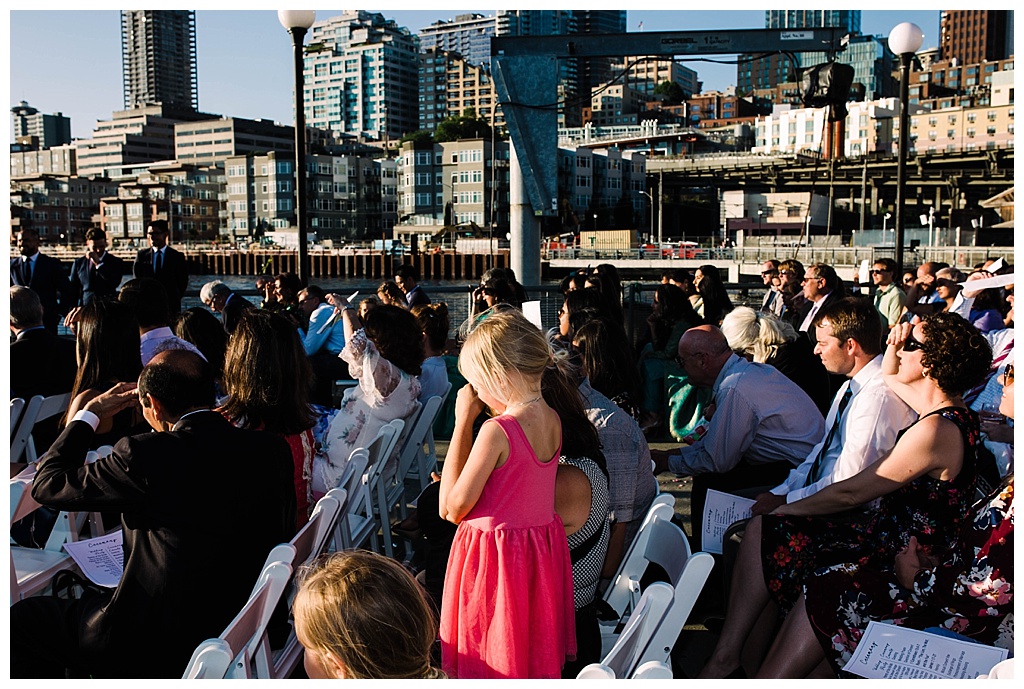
[{"left": 505, "top": 394, "right": 542, "bottom": 412}]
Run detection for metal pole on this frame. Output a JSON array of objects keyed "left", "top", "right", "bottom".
[
  {"left": 894, "top": 52, "right": 912, "bottom": 273},
  {"left": 290, "top": 26, "right": 310, "bottom": 285},
  {"left": 657, "top": 169, "right": 664, "bottom": 248}
]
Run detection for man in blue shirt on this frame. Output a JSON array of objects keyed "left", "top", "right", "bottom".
[{"left": 298, "top": 285, "right": 348, "bottom": 406}]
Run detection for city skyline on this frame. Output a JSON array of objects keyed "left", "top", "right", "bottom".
[{"left": 10, "top": 8, "right": 944, "bottom": 140}]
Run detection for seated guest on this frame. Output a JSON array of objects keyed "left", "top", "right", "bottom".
[
  {"left": 200, "top": 280, "right": 254, "bottom": 335},
  {"left": 699, "top": 312, "right": 992, "bottom": 678},
  {"left": 693, "top": 264, "right": 735, "bottom": 325},
  {"left": 653, "top": 325, "right": 824, "bottom": 548},
  {"left": 869, "top": 258, "right": 906, "bottom": 330},
  {"left": 174, "top": 307, "right": 228, "bottom": 398},
  {"left": 934, "top": 266, "right": 965, "bottom": 313},
  {"left": 721, "top": 306, "right": 832, "bottom": 416},
  {"left": 902, "top": 261, "right": 949, "bottom": 322},
  {"left": 583, "top": 273, "right": 624, "bottom": 327},
  {"left": 293, "top": 550, "right": 445, "bottom": 679},
  {"left": 795, "top": 263, "right": 843, "bottom": 346},
  {"left": 376, "top": 280, "right": 408, "bottom": 309},
  {"left": 11, "top": 350, "right": 296, "bottom": 678},
  {"left": 63, "top": 299, "right": 147, "bottom": 447},
  {"left": 412, "top": 302, "right": 451, "bottom": 401},
  {"left": 313, "top": 300, "right": 423, "bottom": 494},
  {"left": 220, "top": 310, "right": 318, "bottom": 526},
  {"left": 471, "top": 275, "right": 519, "bottom": 318},
  {"left": 255, "top": 274, "right": 277, "bottom": 309},
  {"left": 639, "top": 284, "right": 702, "bottom": 431},
  {"left": 118, "top": 277, "right": 204, "bottom": 365},
  {"left": 965, "top": 270, "right": 1009, "bottom": 333},
  {"left": 777, "top": 259, "right": 807, "bottom": 326},
  {"left": 358, "top": 296, "right": 379, "bottom": 321},
  {"left": 754, "top": 369, "right": 1015, "bottom": 678},
  {"left": 10, "top": 286, "right": 76, "bottom": 401},
  {"left": 297, "top": 285, "right": 348, "bottom": 407},
  {"left": 572, "top": 316, "right": 643, "bottom": 420}
]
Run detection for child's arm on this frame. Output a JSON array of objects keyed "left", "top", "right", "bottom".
[{"left": 439, "top": 384, "right": 506, "bottom": 524}]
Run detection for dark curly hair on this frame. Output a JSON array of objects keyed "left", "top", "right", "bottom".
[
  {"left": 364, "top": 305, "right": 425, "bottom": 376},
  {"left": 919, "top": 312, "right": 992, "bottom": 396}
]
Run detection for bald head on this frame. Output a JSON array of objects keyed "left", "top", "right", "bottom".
[{"left": 677, "top": 325, "right": 733, "bottom": 388}]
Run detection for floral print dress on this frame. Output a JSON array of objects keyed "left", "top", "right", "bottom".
[
  {"left": 759, "top": 407, "right": 981, "bottom": 617},
  {"left": 805, "top": 476, "right": 1013, "bottom": 675}
]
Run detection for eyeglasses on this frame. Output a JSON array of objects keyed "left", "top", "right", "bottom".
[
  {"left": 869, "top": 269, "right": 890, "bottom": 275},
  {"left": 1001, "top": 364, "right": 1014, "bottom": 386},
  {"left": 801, "top": 275, "right": 822, "bottom": 284},
  {"left": 674, "top": 351, "right": 701, "bottom": 367},
  {"left": 902, "top": 329, "right": 926, "bottom": 353}
]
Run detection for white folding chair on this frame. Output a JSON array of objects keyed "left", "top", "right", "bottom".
[
  {"left": 335, "top": 420, "right": 403, "bottom": 554},
  {"left": 578, "top": 582, "right": 674, "bottom": 679},
  {"left": 377, "top": 395, "right": 444, "bottom": 554},
  {"left": 250, "top": 487, "right": 347, "bottom": 679},
  {"left": 181, "top": 560, "right": 293, "bottom": 679},
  {"left": 10, "top": 395, "right": 43, "bottom": 464},
  {"left": 333, "top": 448, "right": 372, "bottom": 552},
  {"left": 361, "top": 419, "right": 406, "bottom": 558},
  {"left": 411, "top": 382, "right": 452, "bottom": 491},
  {"left": 23, "top": 392, "right": 72, "bottom": 463},
  {"left": 599, "top": 493, "right": 714, "bottom": 671},
  {"left": 11, "top": 397, "right": 27, "bottom": 438},
  {"left": 631, "top": 660, "right": 674, "bottom": 679}
]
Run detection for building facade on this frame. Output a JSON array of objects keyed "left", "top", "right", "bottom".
[
  {"left": 11, "top": 101, "right": 72, "bottom": 148},
  {"left": 304, "top": 11, "right": 420, "bottom": 140},
  {"left": 121, "top": 10, "right": 198, "bottom": 112},
  {"left": 10, "top": 144, "right": 77, "bottom": 179},
  {"left": 419, "top": 48, "right": 504, "bottom": 132},
  {"left": 173, "top": 117, "right": 295, "bottom": 165},
  {"left": 417, "top": 13, "right": 495, "bottom": 68},
  {"left": 940, "top": 10, "right": 1012, "bottom": 65},
  {"left": 10, "top": 176, "right": 115, "bottom": 244},
  {"left": 557, "top": 146, "right": 647, "bottom": 233}
]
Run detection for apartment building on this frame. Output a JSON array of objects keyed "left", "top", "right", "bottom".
[
  {"left": 10, "top": 177, "right": 116, "bottom": 244},
  {"left": 417, "top": 13, "right": 495, "bottom": 68},
  {"left": 11, "top": 101, "right": 72, "bottom": 148}
]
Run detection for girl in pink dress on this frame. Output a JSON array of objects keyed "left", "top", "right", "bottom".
[{"left": 439, "top": 309, "right": 576, "bottom": 678}]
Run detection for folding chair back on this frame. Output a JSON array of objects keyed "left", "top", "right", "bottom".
[
  {"left": 181, "top": 560, "right": 292, "bottom": 679},
  {"left": 361, "top": 418, "right": 405, "bottom": 557},
  {"left": 603, "top": 493, "right": 676, "bottom": 615},
  {"left": 413, "top": 382, "right": 452, "bottom": 491},
  {"left": 11, "top": 397, "right": 26, "bottom": 438},
  {"left": 10, "top": 395, "right": 43, "bottom": 464},
  {"left": 24, "top": 393, "right": 72, "bottom": 463},
  {"left": 590, "top": 582, "right": 674, "bottom": 678}
]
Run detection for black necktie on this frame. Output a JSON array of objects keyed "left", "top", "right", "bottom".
[
  {"left": 22, "top": 258, "right": 32, "bottom": 284},
  {"left": 154, "top": 250, "right": 163, "bottom": 274},
  {"left": 805, "top": 384, "right": 854, "bottom": 487}
]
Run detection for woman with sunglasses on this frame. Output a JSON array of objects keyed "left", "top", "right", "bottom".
[{"left": 700, "top": 312, "right": 992, "bottom": 678}]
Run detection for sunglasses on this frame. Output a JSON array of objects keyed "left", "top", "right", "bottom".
[
  {"left": 801, "top": 275, "right": 822, "bottom": 284},
  {"left": 1001, "top": 364, "right": 1014, "bottom": 386},
  {"left": 761, "top": 269, "right": 778, "bottom": 276},
  {"left": 869, "top": 269, "right": 890, "bottom": 275},
  {"left": 902, "top": 330, "right": 926, "bottom": 353}
]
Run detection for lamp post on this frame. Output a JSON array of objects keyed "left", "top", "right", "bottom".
[
  {"left": 920, "top": 206, "right": 935, "bottom": 249},
  {"left": 639, "top": 190, "right": 654, "bottom": 246},
  {"left": 882, "top": 211, "right": 892, "bottom": 237},
  {"left": 279, "top": 9, "right": 316, "bottom": 285},
  {"left": 888, "top": 21, "right": 924, "bottom": 274}
]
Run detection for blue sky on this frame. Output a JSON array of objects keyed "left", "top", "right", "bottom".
[{"left": 10, "top": 8, "right": 944, "bottom": 140}]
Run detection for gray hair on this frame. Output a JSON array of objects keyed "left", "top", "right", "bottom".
[
  {"left": 199, "top": 280, "right": 231, "bottom": 303},
  {"left": 10, "top": 286, "right": 44, "bottom": 329},
  {"left": 720, "top": 306, "right": 796, "bottom": 363}
]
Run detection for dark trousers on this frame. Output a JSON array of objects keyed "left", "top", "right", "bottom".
[
  {"left": 309, "top": 351, "right": 349, "bottom": 408},
  {"left": 689, "top": 459, "right": 794, "bottom": 552},
  {"left": 10, "top": 590, "right": 113, "bottom": 678}
]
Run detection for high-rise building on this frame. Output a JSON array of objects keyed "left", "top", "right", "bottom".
[
  {"left": 418, "top": 48, "right": 505, "bottom": 133},
  {"left": 739, "top": 10, "right": 862, "bottom": 103},
  {"left": 121, "top": 10, "right": 198, "bottom": 112},
  {"left": 304, "top": 11, "right": 420, "bottom": 140},
  {"left": 11, "top": 101, "right": 72, "bottom": 148},
  {"left": 940, "top": 10, "right": 1012, "bottom": 65},
  {"left": 418, "top": 13, "right": 495, "bottom": 68}
]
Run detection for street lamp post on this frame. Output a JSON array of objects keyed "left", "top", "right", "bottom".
[
  {"left": 279, "top": 9, "right": 316, "bottom": 285},
  {"left": 888, "top": 21, "right": 925, "bottom": 274},
  {"left": 639, "top": 190, "right": 654, "bottom": 246}
]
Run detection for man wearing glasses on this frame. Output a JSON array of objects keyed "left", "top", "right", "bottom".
[
  {"left": 758, "top": 259, "right": 785, "bottom": 318},
  {"left": 797, "top": 263, "right": 842, "bottom": 345},
  {"left": 133, "top": 220, "right": 189, "bottom": 315},
  {"left": 870, "top": 258, "right": 906, "bottom": 329}
]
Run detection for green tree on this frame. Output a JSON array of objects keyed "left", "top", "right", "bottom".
[
  {"left": 653, "top": 80, "right": 686, "bottom": 105},
  {"left": 399, "top": 130, "right": 434, "bottom": 146},
  {"left": 435, "top": 110, "right": 492, "bottom": 142}
]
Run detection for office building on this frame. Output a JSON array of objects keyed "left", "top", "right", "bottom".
[
  {"left": 173, "top": 117, "right": 295, "bottom": 164},
  {"left": 908, "top": 56, "right": 1015, "bottom": 110},
  {"left": 766, "top": 10, "right": 860, "bottom": 34},
  {"left": 121, "top": 10, "right": 198, "bottom": 112},
  {"left": 418, "top": 13, "right": 495, "bottom": 68},
  {"left": 419, "top": 48, "right": 504, "bottom": 133},
  {"left": 11, "top": 101, "right": 72, "bottom": 148},
  {"left": 10, "top": 144, "right": 77, "bottom": 179},
  {"left": 940, "top": 10, "right": 1012, "bottom": 65},
  {"left": 304, "top": 11, "right": 420, "bottom": 140}
]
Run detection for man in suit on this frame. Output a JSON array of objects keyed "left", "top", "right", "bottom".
[
  {"left": 796, "top": 262, "right": 843, "bottom": 347},
  {"left": 11, "top": 228, "right": 70, "bottom": 333},
  {"left": 133, "top": 219, "right": 188, "bottom": 315},
  {"left": 395, "top": 264, "right": 430, "bottom": 307},
  {"left": 10, "top": 349, "right": 296, "bottom": 678},
  {"left": 200, "top": 279, "right": 254, "bottom": 335},
  {"left": 68, "top": 227, "right": 126, "bottom": 307},
  {"left": 758, "top": 259, "right": 785, "bottom": 318},
  {"left": 10, "top": 286, "right": 77, "bottom": 399}
]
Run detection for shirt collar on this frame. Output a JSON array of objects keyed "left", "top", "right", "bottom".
[
  {"left": 140, "top": 326, "right": 174, "bottom": 343},
  {"left": 23, "top": 252, "right": 39, "bottom": 262},
  {"left": 712, "top": 352, "right": 743, "bottom": 398}
]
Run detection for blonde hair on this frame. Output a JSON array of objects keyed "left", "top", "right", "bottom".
[
  {"left": 292, "top": 550, "right": 444, "bottom": 679},
  {"left": 720, "top": 306, "right": 796, "bottom": 363},
  {"left": 458, "top": 307, "right": 552, "bottom": 404}
]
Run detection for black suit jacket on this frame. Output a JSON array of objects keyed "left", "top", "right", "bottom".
[
  {"left": 68, "top": 252, "right": 127, "bottom": 306},
  {"left": 133, "top": 246, "right": 189, "bottom": 313},
  {"left": 31, "top": 410, "right": 296, "bottom": 678},
  {"left": 796, "top": 290, "right": 842, "bottom": 347},
  {"left": 221, "top": 292, "right": 255, "bottom": 335},
  {"left": 10, "top": 328, "right": 77, "bottom": 400},
  {"left": 10, "top": 253, "right": 70, "bottom": 333}
]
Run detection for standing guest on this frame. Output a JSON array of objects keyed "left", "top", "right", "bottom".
[
  {"left": 412, "top": 302, "right": 451, "bottom": 401},
  {"left": 870, "top": 258, "right": 906, "bottom": 329},
  {"left": 118, "top": 278, "right": 204, "bottom": 365},
  {"left": 10, "top": 350, "right": 295, "bottom": 679},
  {"left": 297, "top": 285, "right": 348, "bottom": 407},
  {"left": 200, "top": 280, "right": 254, "bottom": 335},
  {"left": 395, "top": 264, "right": 431, "bottom": 307},
  {"left": 132, "top": 219, "right": 188, "bottom": 315},
  {"left": 67, "top": 227, "right": 126, "bottom": 308},
  {"left": 10, "top": 286, "right": 76, "bottom": 401},
  {"left": 293, "top": 551, "right": 446, "bottom": 679},
  {"left": 62, "top": 299, "right": 147, "bottom": 448},
  {"left": 439, "top": 310, "right": 576, "bottom": 678},
  {"left": 652, "top": 325, "right": 824, "bottom": 548},
  {"left": 758, "top": 260, "right": 785, "bottom": 318},
  {"left": 693, "top": 264, "right": 734, "bottom": 325},
  {"left": 220, "top": 310, "right": 317, "bottom": 527},
  {"left": 11, "top": 228, "right": 70, "bottom": 334}
]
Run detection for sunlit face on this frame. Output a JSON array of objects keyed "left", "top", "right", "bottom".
[
  {"left": 297, "top": 290, "right": 318, "bottom": 317},
  {"left": 896, "top": 322, "right": 928, "bottom": 384},
  {"left": 17, "top": 231, "right": 39, "bottom": 257},
  {"left": 86, "top": 235, "right": 107, "bottom": 254},
  {"left": 802, "top": 270, "right": 824, "bottom": 301},
  {"left": 813, "top": 320, "right": 854, "bottom": 376},
  {"left": 694, "top": 269, "right": 705, "bottom": 287},
  {"left": 935, "top": 269, "right": 960, "bottom": 300},
  {"left": 871, "top": 264, "right": 892, "bottom": 287},
  {"left": 394, "top": 274, "right": 411, "bottom": 294},
  {"left": 482, "top": 287, "right": 498, "bottom": 308},
  {"left": 760, "top": 263, "right": 777, "bottom": 286},
  {"left": 558, "top": 301, "right": 570, "bottom": 337},
  {"left": 999, "top": 364, "right": 1014, "bottom": 419},
  {"left": 276, "top": 280, "right": 296, "bottom": 303},
  {"left": 902, "top": 272, "right": 916, "bottom": 289}
]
